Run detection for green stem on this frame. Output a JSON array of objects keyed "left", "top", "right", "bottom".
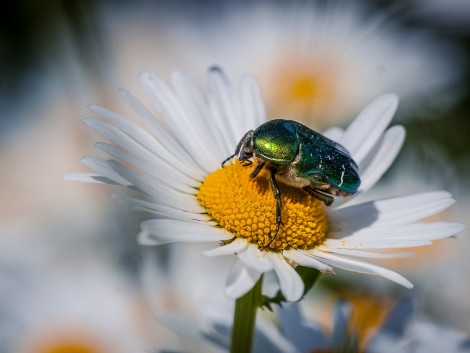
[{"left": 230, "top": 276, "right": 263, "bottom": 353}]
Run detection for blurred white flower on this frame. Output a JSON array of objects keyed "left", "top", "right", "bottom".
[
  {"left": 159, "top": 298, "right": 470, "bottom": 353},
  {"left": 109, "top": 2, "right": 464, "bottom": 127},
  {"left": 67, "top": 68, "right": 462, "bottom": 303},
  {"left": 0, "top": 232, "right": 155, "bottom": 353}
]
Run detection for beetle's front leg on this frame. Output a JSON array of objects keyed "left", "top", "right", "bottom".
[
  {"left": 221, "top": 153, "right": 236, "bottom": 167},
  {"left": 249, "top": 160, "right": 266, "bottom": 178},
  {"left": 265, "top": 167, "right": 282, "bottom": 249}
]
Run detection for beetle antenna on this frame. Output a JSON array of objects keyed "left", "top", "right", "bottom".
[{"left": 221, "top": 153, "right": 236, "bottom": 167}]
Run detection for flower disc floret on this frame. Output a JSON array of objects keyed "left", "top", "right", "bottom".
[{"left": 197, "top": 161, "right": 328, "bottom": 252}]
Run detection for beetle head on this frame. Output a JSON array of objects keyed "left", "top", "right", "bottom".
[{"left": 235, "top": 130, "right": 255, "bottom": 162}]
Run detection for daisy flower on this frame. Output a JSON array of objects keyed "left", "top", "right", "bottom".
[
  {"left": 108, "top": 2, "right": 463, "bottom": 126},
  {"left": 66, "top": 67, "right": 463, "bottom": 302},
  {"left": 0, "top": 233, "right": 154, "bottom": 353},
  {"left": 159, "top": 298, "right": 470, "bottom": 353}
]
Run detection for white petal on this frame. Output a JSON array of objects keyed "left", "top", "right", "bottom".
[
  {"left": 83, "top": 118, "right": 168, "bottom": 172},
  {"left": 269, "top": 253, "right": 304, "bottom": 302},
  {"left": 140, "top": 219, "right": 232, "bottom": 244},
  {"left": 340, "top": 94, "right": 399, "bottom": 163},
  {"left": 137, "top": 229, "right": 159, "bottom": 246},
  {"left": 322, "top": 127, "right": 344, "bottom": 142},
  {"left": 63, "top": 172, "right": 115, "bottom": 184},
  {"left": 88, "top": 115, "right": 202, "bottom": 180},
  {"left": 310, "top": 250, "right": 413, "bottom": 288},
  {"left": 358, "top": 126, "right": 405, "bottom": 192},
  {"left": 203, "top": 238, "right": 249, "bottom": 257},
  {"left": 118, "top": 89, "right": 205, "bottom": 178},
  {"left": 112, "top": 194, "right": 210, "bottom": 222},
  {"left": 255, "top": 314, "right": 301, "bottom": 353},
  {"left": 140, "top": 72, "right": 217, "bottom": 172},
  {"left": 237, "top": 244, "right": 274, "bottom": 273},
  {"left": 331, "top": 222, "right": 464, "bottom": 242},
  {"left": 208, "top": 67, "right": 245, "bottom": 146},
  {"left": 88, "top": 104, "right": 187, "bottom": 168},
  {"left": 240, "top": 74, "right": 266, "bottom": 130},
  {"left": 132, "top": 206, "right": 213, "bottom": 225},
  {"left": 331, "top": 300, "right": 352, "bottom": 349},
  {"left": 81, "top": 156, "right": 131, "bottom": 186},
  {"left": 107, "top": 160, "right": 204, "bottom": 213},
  {"left": 283, "top": 250, "right": 334, "bottom": 273},
  {"left": 330, "top": 192, "right": 455, "bottom": 229},
  {"left": 158, "top": 314, "right": 226, "bottom": 353},
  {"left": 96, "top": 142, "right": 198, "bottom": 193},
  {"left": 225, "top": 260, "right": 262, "bottom": 299},
  {"left": 324, "top": 238, "right": 432, "bottom": 249},
  {"left": 316, "top": 247, "right": 413, "bottom": 258},
  {"left": 262, "top": 271, "right": 281, "bottom": 298},
  {"left": 171, "top": 72, "right": 229, "bottom": 161},
  {"left": 88, "top": 107, "right": 201, "bottom": 178},
  {"left": 334, "top": 125, "right": 405, "bottom": 209}
]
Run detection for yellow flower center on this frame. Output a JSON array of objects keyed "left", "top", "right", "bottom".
[
  {"left": 266, "top": 56, "right": 350, "bottom": 126},
  {"left": 19, "top": 333, "right": 108, "bottom": 353},
  {"left": 41, "top": 343, "right": 99, "bottom": 353},
  {"left": 197, "top": 161, "right": 328, "bottom": 252}
]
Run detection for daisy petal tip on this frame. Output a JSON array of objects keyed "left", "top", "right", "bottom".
[
  {"left": 84, "top": 104, "right": 97, "bottom": 115},
  {"left": 117, "top": 88, "right": 129, "bottom": 97},
  {"left": 268, "top": 254, "right": 304, "bottom": 302},
  {"left": 224, "top": 277, "right": 254, "bottom": 300},
  {"left": 139, "top": 71, "right": 156, "bottom": 84},
  {"left": 62, "top": 173, "right": 75, "bottom": 181},
  {"left": 390, "top": 124, "right": 406, "bottom": 138},
  {"left": 321, "top": 268, "right": 336, "bottom": 275},
  {"left": 225, "top": 261, "right": 262, "bottom": 299},
  {"left": 379, "top": 93, "right": 399, "bottom": 107},
  {"left": 404, "top": 281, "right": 414, "bottom": 289},
  {"left": 80, "top": 156, "right": 93, "bottom": 164},
  {"left": 392, "top": 274, "right": 414, "bottom": 289},
  {"left": 436, "top": 190, "right": 453, "bottom": 199},
  {"left": 451, "top": 223, "right": 465, "bottom": 234},
  {"left": 137, "top": 230, "right": 159, "bottom": 246},
  {"left": 209, "top": 65, "right": 223, "bottom": 73},
  {"left": 139, "top": 70, "right": 151, "bottom": 78},
  {"left": 290, "top": 290, "right": 304, "bottom": 302},
  {"left": 82, "top": 117, "right": 93, "bottom": 126}
]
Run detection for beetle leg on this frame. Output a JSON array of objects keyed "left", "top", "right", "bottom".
[
  {"left": 265, "top": 167, "right": 282, "bottom": 249},
  {"left": 222, "top": 236, "right": 237, "bottom": 245},
  {"left": 249, "top": 160, "right": 266, "bottom": 178},
  {"left": 242, "top": 160, "right": 253, "bottom": 167},
  {"left": 221, "top": 152, "right": 237, "bottom": 167},
  {"left": 303, "top": 186, "right": 334, "bottom": 206}
]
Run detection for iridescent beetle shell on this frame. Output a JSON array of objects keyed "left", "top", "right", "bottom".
[
  {"left": 248, "top": 119, "right": 360, "bottom": 196},
  {"left": 222, "top": 118, "right": 361, "bottom": 247}
]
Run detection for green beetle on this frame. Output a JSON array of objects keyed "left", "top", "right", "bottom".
[{"left": 222, "top": 119, "right": 360, "bottom": 247}]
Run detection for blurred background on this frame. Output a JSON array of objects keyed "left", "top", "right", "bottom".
[{"left": 1, "top": 0, "right": 469, "bottom": 352}]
